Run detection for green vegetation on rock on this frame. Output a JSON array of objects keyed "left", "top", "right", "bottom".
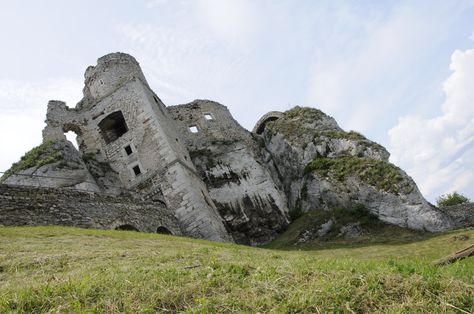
[
  {"left": 0, "top": 140, "right": 61, "bottom": 182},
  {"left": 437, "top": 191, "right": 470, "bottom": 208},
  {"left": 268, "top": 204, "right": 425, "bottom": 249},
  {"left": 0, "top": 226, "right": 472, "bottom": 313},
  {"left": 267, "top": 107, "right": 386, "bottom": 156},
  {"left": 284, "top": 106, "right": 326, "bottom": 120},
  {"left": 305, "top": 156, "right": 412, "bottom": 194},
  {"left": 265, "top": 106, "right": 330, "bottom": 140},
  {"left": 324, "top": 130, "right": 366, "bottom": 141}
]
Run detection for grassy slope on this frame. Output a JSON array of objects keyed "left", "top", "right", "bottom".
[
  {"left": 0, "top": 227, "right": 473, "bottom": 313},
  {"left": 267, "top": 209, "right": 430, "bottom": 250}
]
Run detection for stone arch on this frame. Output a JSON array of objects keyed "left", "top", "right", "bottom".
[
  {"left": 156, "top": 226, "right": 172, "bottom": 235},
  {"left": 252, "top": 111, "right": 284, "bottom": 135},
  {"left": 115, "top": 224, "right": 139, "bottom": 231},
  {"left": 62, "top": 123, "right": 83, "bottom": 150},
  {"left": 62, "top": 123, "right": 83, "bottom": 136}
]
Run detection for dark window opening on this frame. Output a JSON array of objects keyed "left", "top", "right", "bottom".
[
  {"left": 156, "top": 226, "right": 172, "bottom": 235},
  {"left": 98, "top": 111, "right": 128, "bottom": 144},
  {"left": 124, "top": 145, "right": 133, "bottom": 155},
  {"left": 132, "top": 165, "right": 142, "bottom": 176},
  {"left": 115, "top": 224, "right": 138, "bottom": 231}
]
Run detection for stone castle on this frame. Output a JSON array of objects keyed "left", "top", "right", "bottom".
[{"left": 1, "top": 53, "right": 466, "bottom": 245}]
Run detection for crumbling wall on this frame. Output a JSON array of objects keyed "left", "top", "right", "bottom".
[
  {"left": 0, "top": 184, "right": 181, "bottom": 234},
  {"left": 168, "top": 100, "right": 289, "bottom": 245}
]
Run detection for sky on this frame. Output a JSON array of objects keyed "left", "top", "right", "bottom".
[{"left": 0, "top": 0, "right": 473, "bottom": 202}]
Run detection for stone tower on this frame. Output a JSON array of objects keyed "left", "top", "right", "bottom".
[{"left": 42, "top": 53, "right": 232, "bottom": 242}]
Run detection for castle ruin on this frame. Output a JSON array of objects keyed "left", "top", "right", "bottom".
[{"left": 1, "top": 52, "right": 461, "bottom": 244}]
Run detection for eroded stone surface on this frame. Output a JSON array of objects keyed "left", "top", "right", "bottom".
[{"left": 260, "top": 107, "right": 453, "bottom": 232}]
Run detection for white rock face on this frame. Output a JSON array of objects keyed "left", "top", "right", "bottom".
[
  {"left": 261, "top": 106, "right": 453, "bottom": 232},
  {"left": 167, "top": 101, "right": 290, "bottom": 245}
]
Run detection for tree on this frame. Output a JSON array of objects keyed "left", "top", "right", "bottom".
[{"left": 436, "top": 191, "right": 470, "bottom": 208}]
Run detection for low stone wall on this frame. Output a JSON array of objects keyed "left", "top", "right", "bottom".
[
  {"left": 0, "top": 184, "right": 182, "bottom": 234},
  {"left": 440, "top": 202, "right": 474, "bottom": 229}
]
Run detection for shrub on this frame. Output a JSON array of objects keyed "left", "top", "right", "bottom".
[{"left": 436, "top": 192, "right": 470, "bottom": 208}]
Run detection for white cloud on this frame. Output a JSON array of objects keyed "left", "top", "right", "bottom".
[
  {"left": 389, "top": 48, "right": 474, "bottom": 201},
  {"left": 146, "top": 0, "right": 168, "bottom": 8},
  {"left": 116, "top": 22, "right": 251, "bottom": 106},
  {"left": 306, "top": 3, "right": 468, "bottom": 136},
  {"left": 195, "top": 0, "right": 258, "bottom": 49},
  {"left": 0, "top": 78, "right": 82, "bottom": 172}
]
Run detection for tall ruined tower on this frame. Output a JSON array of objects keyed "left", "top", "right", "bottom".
[{"left": 42, "top": 53, "right": 231, "bottom": 242}]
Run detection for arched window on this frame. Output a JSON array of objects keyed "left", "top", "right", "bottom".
[{"left": 63, "top": 123, "right": 83, "bottom": 149}]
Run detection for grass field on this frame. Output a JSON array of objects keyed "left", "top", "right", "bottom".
[{"left": 0, "top": 226, "right": 473, "bottom": 313}]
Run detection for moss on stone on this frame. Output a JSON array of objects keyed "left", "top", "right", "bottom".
[
  {"left": 305, "top": 156, "right": 412, "bottom": 194},
  {"left": 267, "top": 106, "right": 329, "bottom": 141},
  {"left": 284, "top": 106, "right": 326, "bottom": 120},
  {"left": 1, "top": 140, "right": 62, "bottom": 182},
  {"left": 323, "top": 130, "right": 366, "bottom": 141}
]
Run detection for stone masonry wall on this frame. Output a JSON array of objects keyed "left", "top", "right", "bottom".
[{"left": 0, "top": 184, "right": 181, "bottom": 234}]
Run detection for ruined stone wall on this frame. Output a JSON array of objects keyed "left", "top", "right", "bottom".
[
  {"left": 40, "top": 54, "right": 232, "bottom": 243},
  {"left": 168, "top": 100, "right": 289, "bottom": 245},
  {"left": 81, "top": 53, "right": 150, "bottom": 108},
  {"left": 167, "top": 100, "right": 253, "bottom": 150},
  {"left": 0, "top": 184, "right": 181, "bottom": 234}
]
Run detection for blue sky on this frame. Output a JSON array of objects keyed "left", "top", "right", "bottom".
[{"left": 0, "top": 0, "right": 473, "bottom": 202}]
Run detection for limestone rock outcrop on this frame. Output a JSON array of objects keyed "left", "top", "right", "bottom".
[
  {"left": 439, "top": 203, "right": 474, "bottom": 229},
  {"left": 259, "top": 107, "right": 453, "bottom": 232}
]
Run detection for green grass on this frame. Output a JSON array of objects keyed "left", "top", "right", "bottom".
[
  {"left": 0, "top": 226, "right": 473, "bottom": 313},
  {"left": 305, "top": 157, "right": 413, "bottom": 194}
]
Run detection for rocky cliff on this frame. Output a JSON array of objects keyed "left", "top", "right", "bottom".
[{"left": 259, "top": 107, "right": 453, "bottom": 232}]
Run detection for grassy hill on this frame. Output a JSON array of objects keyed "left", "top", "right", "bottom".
[{"left": 0, "top": 226, "right": 473, "bottom": 313}]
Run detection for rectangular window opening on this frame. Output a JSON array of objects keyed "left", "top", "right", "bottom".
[
  {"left": 132, "top": 165, "right": 142, "bottom": 176},
  {"left": 204, "top": 113, "right": 213, "bottom": 120},
  {"left": 189, "top": 126, "right": 198, "bottom": 133},
  {"left": 98, "top": 111, "right": 128, "bottom": 144},
  {"left": 124, "top": 145, "right": 133, "bottom": 156}
]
